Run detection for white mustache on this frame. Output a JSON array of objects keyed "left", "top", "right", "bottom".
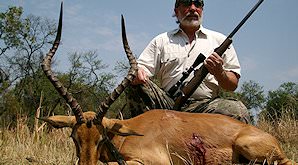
[{"left": 182, "top": 12, "right": 200, "bottom": 20}]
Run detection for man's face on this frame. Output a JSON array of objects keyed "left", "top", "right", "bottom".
[{"left": 175, "top": 0, "right": 203, "bottom": 28}]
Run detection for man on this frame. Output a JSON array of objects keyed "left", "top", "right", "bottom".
[{"left": 126, "top": 0, "right": 250, "bottom": 123}]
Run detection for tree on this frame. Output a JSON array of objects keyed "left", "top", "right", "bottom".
[
  {"left": 0, "top": 6, "right": 23, "bottom": 90},
  {"left": 0, "top": 6, "right": 58, "bottom": 127},
  {"left": 265, "top": 82, "right": 298, "bottom": 120},
  {"left": 238, "top": 80, "right": 266, "bottom": 110},
  {"left": 0, "top": 6, "right": 23, "bottom": 56},
  {"left": 0, "top": 6, "right": 119, "bottom": 129},
  {"left": 0, "top": 7, "right": 56, "bottom": 93},
  {"left": 59, "top": 50, "right": 116, "bottom": 113}
]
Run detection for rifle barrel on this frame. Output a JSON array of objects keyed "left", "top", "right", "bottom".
[{"left": 229, "top": 0, "right": 264, "bottom": 38}]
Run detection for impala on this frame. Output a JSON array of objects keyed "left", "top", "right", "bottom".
[{"left": 41, "top": 3, "right": 296, "bottom": 165}]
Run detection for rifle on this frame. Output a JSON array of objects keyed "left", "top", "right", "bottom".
[
  {"left": 167, "top": 54, "right": 206, "bottom": 97},
  {"left": 173, "top": 0, "right": 265, "bottom": 110}
]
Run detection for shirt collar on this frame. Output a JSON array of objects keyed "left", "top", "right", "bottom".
[{"left": 170, "top": 25, "right": 208, "bottom": 37}]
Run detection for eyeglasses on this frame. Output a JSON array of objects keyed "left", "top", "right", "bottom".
[{"left": 175, "top": 0, "right": 204, "bottom": 8}]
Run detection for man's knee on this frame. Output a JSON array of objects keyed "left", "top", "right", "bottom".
[{"left": 207, "top": 98, "right": 251, "bottom": 123}]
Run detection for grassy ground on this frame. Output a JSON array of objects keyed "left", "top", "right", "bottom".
[
  {"left": 0, "top": 112, "right": 297, "bottom": 165},
  {"left": 257, "top": 111, "right": 298, "bottom": 162},
  {"left": 0, "top": 116, "right": 77, "bottom": 164}
]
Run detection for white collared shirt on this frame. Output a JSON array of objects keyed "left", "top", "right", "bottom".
[{"left": 137, "top": 26, "right": 241, "bottom": 99}]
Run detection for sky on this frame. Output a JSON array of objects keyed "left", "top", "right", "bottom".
[{"left": 1, "top": 0, "right": 297, "bottom": 93}]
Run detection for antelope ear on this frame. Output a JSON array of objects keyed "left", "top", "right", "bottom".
[
  {"left": 102, "top": 118, "right": 143, "bottom": 136},
  {"left": 39, "top": 116, "right": 76, "bottom": 128}
]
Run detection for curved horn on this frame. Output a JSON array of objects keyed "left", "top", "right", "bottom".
[
  {"left": 96, "top": 15, "right": 138, "bottom": 120},
  {"left": 41, "top": 2, "right": 85, "bottom": 123}
]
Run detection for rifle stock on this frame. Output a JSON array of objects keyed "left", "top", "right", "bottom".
[{"left": 173, "top": 0, "right": 264, "bottom": 110}]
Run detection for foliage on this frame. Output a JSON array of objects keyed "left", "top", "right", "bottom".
[
  {"left": 61, "top": 51, "right": 116, "bottom": 113},
  {"left": 0, "top": 6, "right": 23, "bottom": 55},
  {"left": 114, "top": 60, "right": 130, "bottom": 77},
  {"left": 0, "top": 50, "right": 117, "bottom": 128},
  {"left": 263, "top": 82, "right": 298, "bottom": 120},
  {"left": 0, "top": 6, "right": 56, "bottom": 94},
  {"left": 0, "top": 6, "right": 117, "bottom": 128},
  {"left": 0, "top": 6, "right": 57, "bottom": 127},
  {"left": 0, "top": 6, "right": 23, "bottom": 89},
  {"left": 0, "top": 69, "right": 61, "bottom": 127},
  {"left": 238, "top": 80, "right": 266, "bottom": 110}
]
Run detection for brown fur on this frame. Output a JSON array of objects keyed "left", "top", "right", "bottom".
[{"left": 42, "top": 110, "right": 296, "bottom": 165}]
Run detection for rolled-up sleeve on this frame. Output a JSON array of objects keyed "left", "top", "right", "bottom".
[
  {"left": 222, "top": 44, "right": 241, "bottom": 77},
  {"left": 137, "top": 37, "right": 161, "bottom": 77}
]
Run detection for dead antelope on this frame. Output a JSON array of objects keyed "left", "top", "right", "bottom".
[{"left": 41, "top": 4, "right": 296, "bottom": 165}]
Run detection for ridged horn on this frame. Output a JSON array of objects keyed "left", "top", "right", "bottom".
[
  {"left": 95, "top": 15, "right": 138, "bottom": 121},
  {"left": 41, "top": 2, "right": 85, "bottom": 123}
]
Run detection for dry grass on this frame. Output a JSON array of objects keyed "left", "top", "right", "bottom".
[
  {"left": 257, "top": 109, "right": 298, "bottom": 162},
  {"left": 0, "top": 115, "right": 77, "bottom": 165},
  {"left": 0, "top": 111, "right": 297, "bottom": 164}
]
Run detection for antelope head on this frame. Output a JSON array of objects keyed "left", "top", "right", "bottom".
[{"left": 41, "top": 3, "right": 138, "bottom": 165}]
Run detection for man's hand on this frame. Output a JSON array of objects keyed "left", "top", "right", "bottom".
[
  {"left": 204, "top": 52, "right": 225, "bottom": 77},
  {"left": 204, "top": 52, "right": 239, "bottom": 91},
  {"left": 131, "top": 67, "right": 148, "bottom": 85}
]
